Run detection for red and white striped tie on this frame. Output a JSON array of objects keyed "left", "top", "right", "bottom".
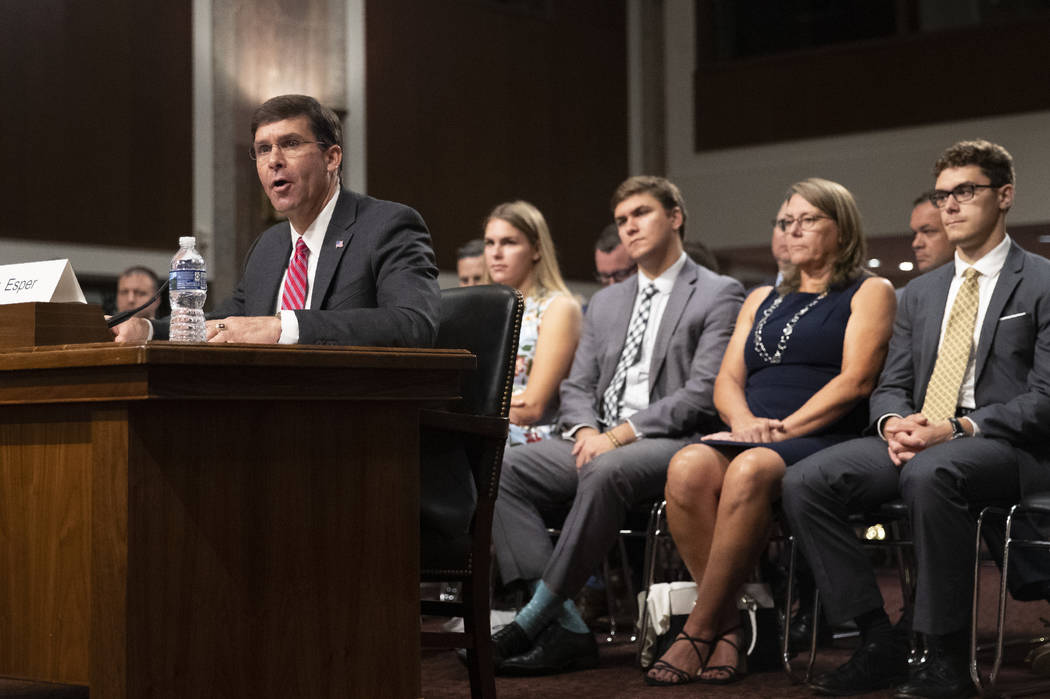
[{"left": 281, "top": 237, "right": 309, "bottom": 310}]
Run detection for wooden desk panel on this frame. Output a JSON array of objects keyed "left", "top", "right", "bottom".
[
  {"left": 0, "top": 406, "right": 92, "bottom": 684},
  {"left": 0, "top": 343, "right": 472, "bottom": 698}
]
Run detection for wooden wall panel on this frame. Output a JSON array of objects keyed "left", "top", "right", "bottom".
[
  {"left": 366, "top": 0, "right": 628, "bottom": 280},
  {"left": 693, "top": 14, "right": 1050, "bottom": 151},
  {"left": 0, "top": 0, "right": 192, "bottom": 251}
]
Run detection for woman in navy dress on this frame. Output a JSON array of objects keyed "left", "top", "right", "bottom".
[{"left": 646, "top": 178, "right": 897, "bottom": 686}]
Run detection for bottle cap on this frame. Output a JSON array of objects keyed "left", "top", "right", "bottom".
[{"left": 179, "top": 236, "right": 196, "bottom": 247}]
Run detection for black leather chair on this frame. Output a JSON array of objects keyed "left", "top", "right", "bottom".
[{"left": 420, "top": 284, "right": 523, "bottom": 699}]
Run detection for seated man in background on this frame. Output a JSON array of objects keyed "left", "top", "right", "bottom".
[
  {"left": 593, "top": 222, "right": 636, "bottom": 287},
  {"left": 770, "top": 199, "right": 794, "bottom": 287},
  {"left": 456, "top": 238, "right": 485, "bottom": 287},
  {"left": 782, "top": 139, "right": 1050, "bottom": 699},
  {"left": 489, "top": 175, "right": 745, "bottom": 675},
  {"left": 683, "top": 239, "right": 720, "bottom": 273},
  {"left": 910, "top": 193, "right": 954, "bottom": 273},
  {"left": 115, "top": 266, "right": 162, "bottom": 319},
  {"left": 112, "top": 94, "right": 439, "bottom": 347}
]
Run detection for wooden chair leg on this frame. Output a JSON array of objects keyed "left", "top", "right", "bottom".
[{"left": 464, "top": 567, "right": 496, "bottom": 699}]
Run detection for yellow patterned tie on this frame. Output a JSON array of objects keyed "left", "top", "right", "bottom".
[{"left": 921, "top": 267, "right": 981, "bottom": 420}]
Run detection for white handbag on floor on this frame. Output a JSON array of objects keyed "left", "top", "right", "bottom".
[{"left": 636, "top": 581, "right": 774, "bottom": 668}]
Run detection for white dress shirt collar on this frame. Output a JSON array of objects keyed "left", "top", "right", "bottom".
[
  {"left": 276, "top": 187, "right": 340, "bottom": 343},
  {"left": 636, "top": 251, "right": 687, "bottom": 298},
  {"left": 289, "top": 185, "right": 340, "bottom": 258},
  {"left": 953, "top": 233, "right": 1010, "bottom": 280}
]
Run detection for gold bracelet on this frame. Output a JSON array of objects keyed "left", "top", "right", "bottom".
[{"left": 605, "top": 430, "right": 622, "bottom": 448}]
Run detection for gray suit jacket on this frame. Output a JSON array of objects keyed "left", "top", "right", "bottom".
[
  {"left": 870, "top": 240, "right": 1050, "bottom": 493},
  {"left": 557, "top": 257, "right": 744, "bottom": 439},
  {"left": 156, "top": 189, "right": 441, "bottom": 347}
]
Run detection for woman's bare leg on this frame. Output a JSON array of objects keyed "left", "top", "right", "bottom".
[
  {"left": 646, "top": 443, "right": 730, "bottom": 683},
  {"left": 646, "top": 445, "right": 785, "bottom": 684}
]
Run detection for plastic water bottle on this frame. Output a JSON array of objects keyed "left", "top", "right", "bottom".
[{"left": 168, "top": 236, "right": 207, "bottom": 342}]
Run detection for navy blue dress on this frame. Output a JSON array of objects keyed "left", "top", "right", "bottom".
[{"left": 705, "top": 275, "right": 868, "bottom": 465}]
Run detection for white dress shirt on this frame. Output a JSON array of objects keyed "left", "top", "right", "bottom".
[
  {"left": 936, "top": 234, "right": 1011, "bottom": 410},
  {"left": 276, "top": 188, "right": 340, "bottom": 344},
  {"left": 619, "top": 252, "right": 688, "bottom": 434}
]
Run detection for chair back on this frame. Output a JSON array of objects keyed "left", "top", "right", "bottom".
[{"left": 434, "top": 284, "right": 523, "bottom": 418}]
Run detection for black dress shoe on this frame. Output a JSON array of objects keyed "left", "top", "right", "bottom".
[
  {"left": 497, "top": 623, "right": 599, "bottom": 676},
  {"left": 788, "top": 609, "right": 833, "bottom": 651},
  {"left": 491, "top": 621, "right": 532, "bottom": 668},
  {"left": 1012, "top": 578, "right": 1050, "bottom": 603},
  {"left": 810, "top": 634, "right": 910, "bottom": 696},
  {"left": 894, "top": 648, "right": 974, "bottom": 698}
]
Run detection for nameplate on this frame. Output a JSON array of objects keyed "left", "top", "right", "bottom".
[{"left": 0, "top": 259, "right": 86, "bottom": 305}]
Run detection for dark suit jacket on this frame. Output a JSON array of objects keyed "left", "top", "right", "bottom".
[
  {"left": 155, "top": 189, "right": 440, "bottom": 347},
  {"left": 557, "top": 257, "right": 745, "bottom": 439},
  {"left": 870, "top": 240, "right": 1050, "bottom": 494}
]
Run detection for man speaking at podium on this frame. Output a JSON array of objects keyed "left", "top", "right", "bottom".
[{"left": 112, "top": 94, "right": 440, "bottom": 347}]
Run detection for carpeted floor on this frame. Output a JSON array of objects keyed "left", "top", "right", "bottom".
[
  {"left": 422, "top": 564, "right": 1050, "bottom": 698},
  {"left": 3, "top": 564, "right": 1047, "bottom": 697}
]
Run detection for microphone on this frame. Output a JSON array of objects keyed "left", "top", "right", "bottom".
[{"left": 107, "top": 280, "right": 170, "bottom": 328}]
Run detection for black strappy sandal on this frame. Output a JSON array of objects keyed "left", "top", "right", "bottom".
[
  {"left": 644, "top": 631, "right": 713, "bottom": 687},
  {"left": 698, "top": 623, "right": 748, "bottom": 685}
]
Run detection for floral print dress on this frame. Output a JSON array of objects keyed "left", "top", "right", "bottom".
[{"left": 507, "top": 289, "right": 565, "bottom": 446}]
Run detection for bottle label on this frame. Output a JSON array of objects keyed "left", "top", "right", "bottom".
[{"left": 170, "top": 269, "right": 207, "bottom": 291}]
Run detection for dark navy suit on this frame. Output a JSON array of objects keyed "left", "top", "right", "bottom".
[
  {"left": 154, "top": 189, "right": 440, "bottom": 347},
  {"left": 783, "top": 241, "right": 1050, "bottom": 634}
]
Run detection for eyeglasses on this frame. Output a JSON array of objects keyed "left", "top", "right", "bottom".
[
  {"left": 773, "top": 214, "right": 830, "bottom": 232},
  {"left": 928, "top": 182, "right": 998, "bottom": 209},
  {"left": 249, "top": 137, "right": 328, "bottom": 161},
  {"left": 595, "top": 265, "right": 636, "bottom": 285}
]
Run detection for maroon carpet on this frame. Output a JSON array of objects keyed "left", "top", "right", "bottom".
[
  {"left": 422, "top": 565, "right": 1050, "bottom": 698},
  {"left": 2, "top": 565, "right": 1045, "bottom": 696}
]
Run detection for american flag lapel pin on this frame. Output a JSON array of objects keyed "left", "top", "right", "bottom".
[{"left": 335, "top": 240, "right": 344, "bottom": 248}]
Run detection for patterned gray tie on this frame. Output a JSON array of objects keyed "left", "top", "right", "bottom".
[{"left": 601, "top": 283, "right": 658, "bottom": 427}]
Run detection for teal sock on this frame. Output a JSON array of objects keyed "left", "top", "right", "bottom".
[
  {"left": 556, "top": 598, "right": 590, "bottom": 634},
  {"left": 515, "top": 581, "right": 565, "bottom": 639}
]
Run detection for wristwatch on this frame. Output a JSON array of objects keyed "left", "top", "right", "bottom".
[{"left": 948, "top": 417, "right": 967, "bottom": 439}]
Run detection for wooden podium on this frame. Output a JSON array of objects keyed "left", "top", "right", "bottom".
[{"left": 0, "top": 341, "right": 473, "bottom": 698}]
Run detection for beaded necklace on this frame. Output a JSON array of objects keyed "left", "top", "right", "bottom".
[{"left": 753, "top": 290, "right": 828, "bottom": 365}]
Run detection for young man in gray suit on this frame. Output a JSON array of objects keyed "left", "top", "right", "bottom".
[
  {"left": 490, "top": 176, "right": 745, "bottom": 675},
  {"left": 782, "top": 140, "right": 1050, "bottom": 699},
  {"left": 112, "top": 94, "right": 439, "bottom": 347}
]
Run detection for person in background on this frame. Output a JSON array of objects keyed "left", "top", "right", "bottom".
[
  {"left": 593, "top": 223, "right": 636, "bottom": 287},
  {"left": 683, "top": 240, "right": 720, "bottom": 273},
  {"left": 770, "top": 199, "right": 794, "bottom": 286},
  {"left": 456, "top": 238, "right": 485, "bottom": 286},
  {"left": 115, "top": 266, "right": 162, "bottom": 319},
  {"left": 910, "top": 193, "right": 954, "bottom": 273},
  {"left": 645, "top": 178, "right": 895, "bottom": 687},
  {"left": 483, "top": 201, "right": 582, "bottom": 445}
]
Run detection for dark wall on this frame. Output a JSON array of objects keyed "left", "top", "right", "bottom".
[
  {"left": 693, "top": 6, "right": 1050, "bottom": 151},
  {"left": 365, "top": 0, "right": 628, "bottom": 280},
  {"left": 0, "top": 0, "right": 192, "bottom": 251}
]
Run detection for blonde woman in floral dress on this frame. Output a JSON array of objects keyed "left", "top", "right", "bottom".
[{"left": 483, "top": 201, "right": 582, "bottom": 445}]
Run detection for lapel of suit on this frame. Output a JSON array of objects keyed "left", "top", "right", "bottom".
[
  {"left": 648, "top": 260, "right": 696, "bottom": 391},
  {"left": 310, "top": 190, "right": 358, "bottom": 310},
  {"left": 974, "top": 242, "right": 1024, "bottom": 382},
  {"left": 252, "top": 225, "right": 292, "bottom": 315},
  {"left": 917, "top": 265, "right": 955, "bottom": 388},
  {"left": 598, "top": 277, "right": 638, "bottom": 394}
]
